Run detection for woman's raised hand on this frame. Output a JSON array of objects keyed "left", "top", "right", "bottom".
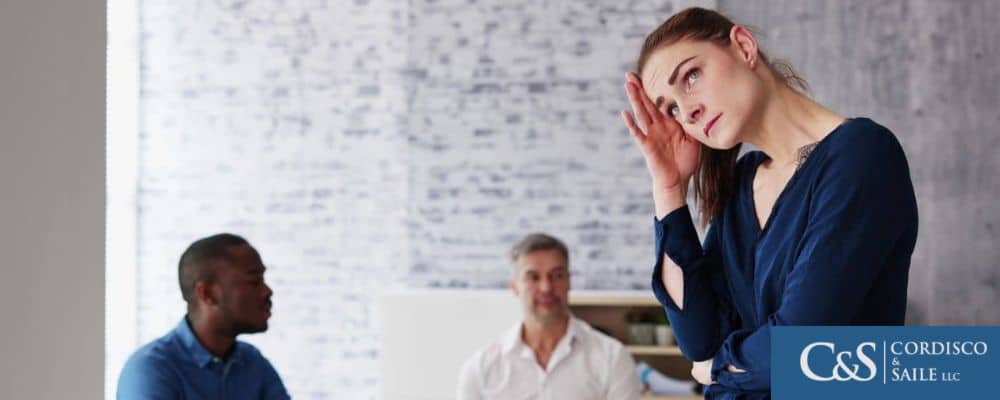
[{"left": 621, "top": 72, "right": 700, "bottom": 214}]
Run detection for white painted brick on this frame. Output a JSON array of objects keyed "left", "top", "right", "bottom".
[{"left": 136, "top": 1, "right": 697, "bottom": 398}]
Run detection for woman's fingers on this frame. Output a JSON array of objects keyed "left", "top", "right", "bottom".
[
  {"left": 621, "top": 110, "right": 646, "bottom": 145},
  {"left": 637, "top": 82, "right": 664, "bottom": 126},
  {"left": 625, "top": 72, "right": 667, "bottom": 133},
  {"left": 626, "top": 71, "right": 641, "bottom": 86},
  {"left": 624, "top": 82, "right": 652, "bottom": 130},
  {"left": 624, "top": 72, "right": 684, "bottom": 152},
  {"left": 663, "top": 115, "right": 684, "bottom": 145},
  {"left": 691, "top": 359, "right": 717, "bottom": 386},
  {"left": 627, "top": 73, "right": 661, "bottom": 124},
  {"left": 629, "top": 73, "right": 666, "bottom": 128}
]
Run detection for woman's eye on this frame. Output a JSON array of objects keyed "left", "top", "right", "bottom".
[
  {"left": 668, "top": 104, "right": 680, "bottom": 117},
  {"left": 686, "top": 68, "right": 700, "bottom": 87}
]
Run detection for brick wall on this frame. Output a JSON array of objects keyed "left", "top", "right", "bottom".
[{"left": 135, "top": 1, "right": 707, "bottom": 398}]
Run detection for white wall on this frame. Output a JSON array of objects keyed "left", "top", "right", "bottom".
[
  {"left": 379, "top": 289, "right": 522, "bottom": 400},
  {"left": 718, "top": 0, "right": 1000, "bottom": 326},
  {"left": 129, "top": 1, "right": 711, "bottom": 397},
  {"left": 0, "top": 1, "right": 105, "bottom": 399}
]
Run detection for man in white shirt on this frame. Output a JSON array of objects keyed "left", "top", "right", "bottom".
[{"left": 457, "top": 233, "right": 642, "bottom": 400}]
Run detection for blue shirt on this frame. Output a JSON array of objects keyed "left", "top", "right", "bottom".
[
  {"left": 117, "top": 317, "right": 290, "bottom": 400},
  {"left": 651, "top": 118, "right": 918, "bottom": 399}
]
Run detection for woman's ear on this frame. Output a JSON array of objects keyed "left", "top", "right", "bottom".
[{"left": 729, "top": 25, "right": 759, "bottom": 68}]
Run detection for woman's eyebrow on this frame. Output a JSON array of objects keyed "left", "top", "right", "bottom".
[
  {"left": 668, "top": 56, "right": 697, "bottom": 85},
  {"left": 651, "top": 55, "right": 697, "bottom": 109}
]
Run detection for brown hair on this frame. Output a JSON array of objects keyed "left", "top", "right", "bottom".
[{"left": 635, "top": 7, "right": 808, "bottom": 227}]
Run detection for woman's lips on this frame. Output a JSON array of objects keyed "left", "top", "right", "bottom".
[{"left": 704, "top": 114, "right": 721, "bottom": 137}]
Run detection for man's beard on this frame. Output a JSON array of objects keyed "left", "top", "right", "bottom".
[
  {"left": 233, "top": 319, "right": 268, "bottom": 334},
  {"left": 220, "top": 307, "right": 268, "bottom": 336},
  {"left": 529, "top": 303, "right": 568, "bottom": 324}
]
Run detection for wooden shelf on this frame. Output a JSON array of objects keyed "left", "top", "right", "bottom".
[
  {"left": 568, "top": 291, "right": 661, "bottom": 307},
  {"left": 627, "top": 345, "right": 683, "bottom": 356},
  {"left": 567, "top": 291, "right": 691, "bottom": 386},
  {"left": 569, "top": 297, "right": 661, "bottom": 307}
]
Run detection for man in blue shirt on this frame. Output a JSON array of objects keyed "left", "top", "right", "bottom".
[{"left": 117, "top": 233, "right": 290, "bottom": 399}]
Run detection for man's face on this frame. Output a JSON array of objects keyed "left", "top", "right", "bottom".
[
  {"left": 511, "top": 248, "right": 570, "bottom": 324},
  {"left": 214, "top": 244, "right": 273, "bottom": 335}
]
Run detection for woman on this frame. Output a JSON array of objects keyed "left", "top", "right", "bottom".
[{"left": 621, "top": 8, "right": 918, "bottom": 399}]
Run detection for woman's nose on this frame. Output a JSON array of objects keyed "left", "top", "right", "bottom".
[{"left": 686, "top": 104, "right": 703, "bottom": 124}]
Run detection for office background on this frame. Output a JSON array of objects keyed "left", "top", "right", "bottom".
[{"left": 2, "top": 0, "right": 997, "bottom": 399}]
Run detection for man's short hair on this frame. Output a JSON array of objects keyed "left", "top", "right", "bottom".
[
  {"left": 509, "top": 233, "right": 569, "bottom": 265},
  {"left": 178, "top": 233, "right": 250, "bottom": 303}
]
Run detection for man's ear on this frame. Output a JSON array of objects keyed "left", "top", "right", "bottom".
[
  {"left": 729, "top": 25, "right": 759, "bottom": 68},
  {"left": 194, "top": 281, "right": 218, "bottom": 307},
  {"left": 510, "top": 267, "right": 525, "bottom": 297}
]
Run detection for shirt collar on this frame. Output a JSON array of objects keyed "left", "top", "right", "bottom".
[
  {"left": 174, "top": 316, "right": 243, "bottom": 368},
  {"left": 500, "top": 315, "right": 581, "bottom": 357}
]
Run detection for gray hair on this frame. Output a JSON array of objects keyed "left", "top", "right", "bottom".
[{"left": 509, "top": 233, "right": 569, "bottom": 265}]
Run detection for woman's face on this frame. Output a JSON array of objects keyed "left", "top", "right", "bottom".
[{"left": 639, "top": 32, "right": 763, "bottom": 150}]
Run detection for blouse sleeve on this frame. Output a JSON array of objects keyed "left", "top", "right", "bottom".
[
  {"left": 651, "top": 205, "right": 740, "bottom": 361},
  {"left": 709, "top": 129, "right": 919, "bottom": 391}
]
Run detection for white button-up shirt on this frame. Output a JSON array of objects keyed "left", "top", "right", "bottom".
[{"left": 457, "top": 316, "right": 641, "bottom": 400}]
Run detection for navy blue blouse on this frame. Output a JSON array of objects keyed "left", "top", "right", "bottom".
[{"left": 651, "top": 118, "right": 918, "bottom": 399}]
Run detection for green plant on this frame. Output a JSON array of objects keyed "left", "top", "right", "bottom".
[
  {"left": 626, "top": 310, "right": 669, "bottom": 325},
  {"left": 650, "top": 310, "right": 670, "bottom": 325}
]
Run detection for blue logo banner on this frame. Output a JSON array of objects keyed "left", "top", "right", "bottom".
[{"left": 772, "top": 326, "right": 1000, "bottom": 399}]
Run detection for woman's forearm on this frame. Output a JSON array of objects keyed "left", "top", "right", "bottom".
[
  {"left": 662, "top": 255, "right": 685, "bottom": 310},
  {"left": 653, "top": 181, "right": 689, "bottom": 309},
  {"left": 652, "top": 180, "right": 688, "bottom": 220}
]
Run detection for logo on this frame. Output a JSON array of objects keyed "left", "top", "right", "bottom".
[
  {"left": 774, "top": 327, "right": 1000, "bottom": 399},
  {"left": 800, "top": 341, "right": 878, "bottom": 382}
]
